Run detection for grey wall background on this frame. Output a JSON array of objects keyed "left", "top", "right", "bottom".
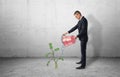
[{"left": 0, "top": 0, "right": 120, "bottom": 57}]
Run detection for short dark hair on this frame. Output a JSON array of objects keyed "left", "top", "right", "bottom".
[{"left": 74, "top": 10, "right": 81, "bottom": 16}]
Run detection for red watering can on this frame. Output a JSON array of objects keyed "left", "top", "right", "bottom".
[{"left": 62, "top": 35, "right": 76, "bottom": 46}]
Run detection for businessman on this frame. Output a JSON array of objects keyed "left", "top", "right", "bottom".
[{"left": 63, "top": 10, "right": 88, "bottom": 69}]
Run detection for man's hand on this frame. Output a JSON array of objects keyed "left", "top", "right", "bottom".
[
  {"left": 63, "top": 32, "right": 68, "bottom": 36},
  {"left": 75, "top": 36, "right": 78, "bottom": 39}
]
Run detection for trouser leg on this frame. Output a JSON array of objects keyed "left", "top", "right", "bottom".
[{"left": 80, "top": 40, "right": 87, "bottom": 67}]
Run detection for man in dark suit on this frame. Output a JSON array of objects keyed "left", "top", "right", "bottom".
[{"left": 63, "top": 10, "right": 88, "bottom": 69}]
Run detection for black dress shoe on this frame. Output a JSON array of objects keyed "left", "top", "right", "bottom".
[
  {"left": 76, "top": 61, "right": 82, "bottom": 64},
  {"left": 76, "top": 66, "right": 85, "bottom": 69}
]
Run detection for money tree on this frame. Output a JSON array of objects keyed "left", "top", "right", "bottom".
[{"left": 45, "top": 43, "right": 64, "bottom": 69}]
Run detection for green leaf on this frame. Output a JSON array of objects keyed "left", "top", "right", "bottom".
[
  {"left": 54, "top": 48, "right": 59, "bottom": 51},
  {"left": 59, "top": 57, "right": 64, "bottom": 61},
  {"left": 49, "top": 43, "right": 53, "bottom": 49},
  {"left": 45, "top": 52, "right": 52, "bottom": 57},
  {"left": 47, "top": 60, "right": 51, "bottom": 66}
]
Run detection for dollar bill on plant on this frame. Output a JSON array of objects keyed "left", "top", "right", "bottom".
[{"left": 45, "top": 43, "right": 64, "bottom": 69}]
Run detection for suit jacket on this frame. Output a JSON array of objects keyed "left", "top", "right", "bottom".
[{"left": 68, "top": 16, "right": 88, "bottom": 41}]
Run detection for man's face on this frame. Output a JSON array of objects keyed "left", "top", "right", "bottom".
[{"left": 74, "top": 13, "right": 81, "bottom": 20}]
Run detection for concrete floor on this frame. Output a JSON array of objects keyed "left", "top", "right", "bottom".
[{"left": 0, "top": 58, "right": 120, "bottom": 77}]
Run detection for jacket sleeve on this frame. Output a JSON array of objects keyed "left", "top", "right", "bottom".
[
  {"left": 77, "top": 20, "right": 87, "bottom": 37},
  {"left": 68, "top": 25, "right": 78, "bottom": 34}
]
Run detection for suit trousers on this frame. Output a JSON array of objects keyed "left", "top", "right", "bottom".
[{"left": 80, "top": 40, "right": 88, "bottom": 67}]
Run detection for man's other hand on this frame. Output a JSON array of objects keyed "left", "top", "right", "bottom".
[{"left": 75, "top": 36, "right": 78, "bottom": 39}]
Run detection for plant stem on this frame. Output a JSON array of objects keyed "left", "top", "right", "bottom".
[{"left": 55, "top": 60, "right": 58, "bottom": 69}]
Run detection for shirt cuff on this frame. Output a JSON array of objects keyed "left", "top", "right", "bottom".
[
  {"left": 77, "top": 34, "right": 79, "bottom": 37},
  {"left": 68, "top": 31, "right": 70, "bottom": 34}
]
